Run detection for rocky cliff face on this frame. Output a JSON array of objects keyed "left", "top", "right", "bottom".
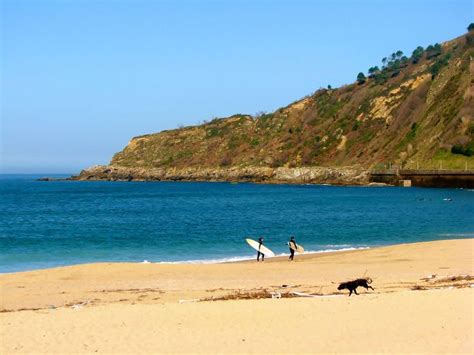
[
  {"left": 74, "top": 165, "right": 370, "bottom": 185},
  {"left": 76, "top": 31, "right": 474, "bottom": 183}
]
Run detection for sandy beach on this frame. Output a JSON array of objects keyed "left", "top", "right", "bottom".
[{"left": 1, "top": 238, "right": 473, "bottom": 353}]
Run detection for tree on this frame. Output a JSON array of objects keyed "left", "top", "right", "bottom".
[
  {"left": 374, "top": 71, "right": 388, "bottom": 85},
  {"left": 426, "top": 43, "right": 442, "bottom": 59},
  {"left": 368, "top": 66, "right": 380, "bottom": 77},
  {"left": 382, "top": 57, "right": 388, "bottom": 68},
  {"left": 411, "top": 46, "right": 424, "bottom": 63},
  {"left": 357, "top": 72, "right": 366, "bottom": 84},
  {"left": 467, "top": 24, "right": 474, "bottom": 45},
  {"left": 430, "top": 53, "right": 452, "bottom": 79}
]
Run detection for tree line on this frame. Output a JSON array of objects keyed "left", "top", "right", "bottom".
[{"left": 356, "top": 23, "right": 474, "bottom": 85}]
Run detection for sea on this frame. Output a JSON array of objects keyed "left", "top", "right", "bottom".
[{"left": 1, "top": 174, "right": 473, "bottom": 273}]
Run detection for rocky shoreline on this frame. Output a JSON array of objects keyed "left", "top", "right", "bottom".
[{"left": 69, "top": 165, "right": 371, "bottom": 185}]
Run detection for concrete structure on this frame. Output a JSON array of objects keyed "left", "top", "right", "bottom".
[
  {"left": 401, "top": 179, "right": 412, "bottom": 187},
  {"left": 370, "top": 170, "right": 474, "bottom": 188}
]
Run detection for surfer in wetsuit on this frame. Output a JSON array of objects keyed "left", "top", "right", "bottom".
[
  {"left": 257, "top": 237, "right": 265, "bottom": 262},
  {"left": 288, "top": 236, "right": 297, "bottom": 261}
]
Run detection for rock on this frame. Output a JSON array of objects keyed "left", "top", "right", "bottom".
[
  {"left": 367, "top": 182, "right": 391, "bottom": 187},
  {"left": 70, "top": 165, "right": 370, "bottom": 185}
]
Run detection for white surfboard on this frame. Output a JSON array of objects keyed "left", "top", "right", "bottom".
[{"left": 246, "top": 238, "right": 275, "bottom": 257}]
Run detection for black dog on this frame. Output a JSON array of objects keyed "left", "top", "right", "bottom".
[{"left": 338, "top": 278, "right": 374, "bottom": 296}]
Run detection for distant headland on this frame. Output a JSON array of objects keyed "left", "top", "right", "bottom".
[{"left": 72, "top": 28, "right": 474, "bottom": 187}]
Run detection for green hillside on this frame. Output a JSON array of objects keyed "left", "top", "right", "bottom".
[{"left": 110, "top": 29, "right": 474, "bottom": 171}]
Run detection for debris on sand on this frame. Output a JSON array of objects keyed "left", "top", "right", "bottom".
[
  {"left": 420, "top": 274, "right": 437, "bottom": 281},
  {"left": 179, "top": 299, "right": 200, "bottom": 304},
  {"left": 433, "top": 275, "right": 473, "bottom": 284},
  {"left": 70, "top": 301, "right": 89, "bottom": 310}
]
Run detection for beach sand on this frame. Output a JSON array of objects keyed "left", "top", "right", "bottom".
[{"left": 1, "top": 239, "right": 473, "bottom": 353}]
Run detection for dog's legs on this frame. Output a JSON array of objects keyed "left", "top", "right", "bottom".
[
  {"left": 348, "top": 289, "right": 352, "bottom": 296},
  {"left": 353, "top": 288, "right": 358, "bottom": 295},
  {"left": 368, "top": 286, "right": 374, "bottom": 291}
]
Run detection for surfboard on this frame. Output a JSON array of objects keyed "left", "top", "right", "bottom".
[
  {"left": 289, "top": 242, "right": 304, "bottom": 253},
  {"left": 246, "top": 238, "right": 275, "bottom": 257}
]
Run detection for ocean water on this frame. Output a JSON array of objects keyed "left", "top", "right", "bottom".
[{"left": 0, "top": 174, "right": 473, "bottom": 273}]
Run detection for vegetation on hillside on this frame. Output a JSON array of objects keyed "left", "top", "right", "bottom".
[{"left": 111, "top": 29, "right": 474, "bottom": 171}]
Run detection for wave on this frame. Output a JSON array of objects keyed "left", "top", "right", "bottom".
[
  {"left": 303, "top": 246, "right": 369, "bottom": 254},
  {"left": 437, "top": 233, "right": 474, "bottom": 238},
  {"left": 317, "top": 244, "right": 355, "bottom": 248},
  {"left": 148, "top": 246, "right": 370, "bottom": 265}
]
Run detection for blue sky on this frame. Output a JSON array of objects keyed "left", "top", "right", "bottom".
[{"left": 1, "top": 0, "right": 472, "bottom": 173}]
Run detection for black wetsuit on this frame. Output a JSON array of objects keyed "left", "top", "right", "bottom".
[
  {"left": 257, "top": 238, "right": 264, "bottom": 261},
  {"left": 289, "top": 239, "right": 297, "bottom": 260}
]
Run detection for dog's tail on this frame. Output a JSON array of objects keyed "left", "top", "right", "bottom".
[{"left": 366, "top": 277, "right": 373, "bottom": 284}]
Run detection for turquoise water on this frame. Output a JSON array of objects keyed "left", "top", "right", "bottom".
[{"left": 1, "top": 174, "right": 473, "bottom": 273}]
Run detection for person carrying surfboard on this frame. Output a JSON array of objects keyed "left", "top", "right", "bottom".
[
  {"left": 288, "top": 236, "right": 297, "bottom": 261},
  {"left": 257, "top": 237, "right": 265, "bottom": 262},
  {"left": 245, "top": 237, "right": 275, "bottom": 261}
]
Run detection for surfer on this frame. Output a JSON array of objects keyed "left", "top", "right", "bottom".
[
  {"left": 257, "top": 237, "right": 265, "bottom": 262},
  {"left": 288, "top": 236, "right": 297, "bottom": 261}
]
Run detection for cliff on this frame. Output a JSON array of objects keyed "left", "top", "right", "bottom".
[
  {"left": 74, "top": 165, "right": 370, "bottom": 185},
  {"left": 74, "top": 30, "right": 474, "bottom": 184}
]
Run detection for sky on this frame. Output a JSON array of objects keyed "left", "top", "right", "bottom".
[{"left": 1, "top": 0, "right": 472, "bottom": 173}]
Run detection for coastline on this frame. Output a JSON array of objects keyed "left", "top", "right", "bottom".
[
  {"left": 0, "top": 245, "right": 373, "bottom": 275},
  {"left": 62, "top": 164, "right": 474, "bottom": 187},
  {"left": 70, "top": 164, "right": 371, "bottom": 185},
  {"left": 1, "top": 238, "right": 473, "bottom": 353}
]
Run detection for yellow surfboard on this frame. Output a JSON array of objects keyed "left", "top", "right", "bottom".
[{"left": 289, "top": 242, "right": 304, "bottom": 253}]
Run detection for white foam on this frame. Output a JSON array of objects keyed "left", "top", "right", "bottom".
[
  {"left": 303, "top": 247, "right": 369, "bottom": 254},
  {"left": 317, "top": 244, "right": 355, "bottom": 248},
  {"left": 438, "top": 233, "right": 474, "bottom": 238},
  {"left": 150, "top": 246, "right": 370, "bottom": 265}
]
